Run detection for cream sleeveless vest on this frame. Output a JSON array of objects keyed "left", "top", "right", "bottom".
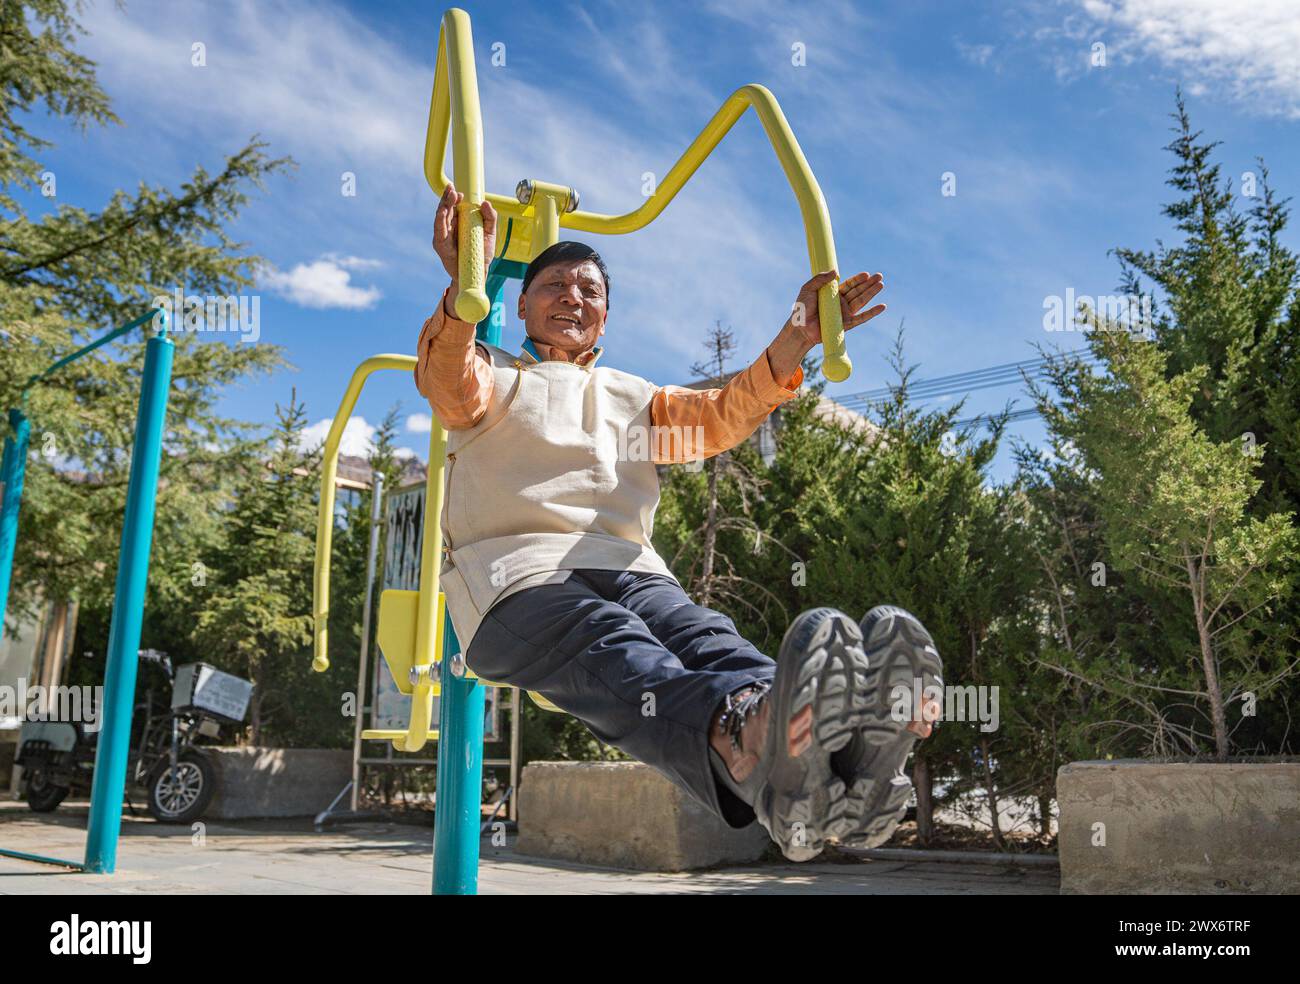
[{"left": 438, "top": 341, "right": 678, "bottom": 652}]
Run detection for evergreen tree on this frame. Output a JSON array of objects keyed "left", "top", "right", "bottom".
[
  {"left": 1025, "top": 96, "right": 1300, "bottom": 761},
  {"left": 795, "top": 335, "right": 1039, "bottom": 845},
  {"left": 1113, "top": 93, "right": 1300, "bottom": 520},
  {"left": 1, "top": 0, "right": 292, "bottom": 649},
  {"left": 191, "top": 394, "right": 318, "bottom": 744},
  {"left": 659, "top": 335, "right": 1047, "bottom": 845},
  {"left": 1029, "top": 323, "right": 1296, "bottom": 761}
]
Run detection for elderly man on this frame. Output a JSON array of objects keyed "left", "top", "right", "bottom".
[{"left": 415, "top": 183, "right": 943, "bottom": 860}]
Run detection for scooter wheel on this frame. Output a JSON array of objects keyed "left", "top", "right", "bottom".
[
  {"left": 25, "top": 769, "right": 70, "bottom": 813},
  {"left": 146, "top": 750, "right": 216, "bottom": 824}
]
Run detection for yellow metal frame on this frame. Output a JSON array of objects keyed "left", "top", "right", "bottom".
[
  {"left": 314, "top": 5, "right": 850, "bottom": 757},
  {"left": 422, "top": 12, "right": 851, "bottom": 381},
  {"left": 311, "top": 356, "right": 440, "bottom": 752},
  {"left": 311, "top": 357, "right": 559, "bottom": 754}
]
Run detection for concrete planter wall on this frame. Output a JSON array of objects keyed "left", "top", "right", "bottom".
[
  {"left": 205, "top": 747, "right": 351, "bottom": 820},
  {"left": 517, "top": 761, "right": 769, "bottom": 871},
  {"left": 1057, "top": 759, "right": 1300, "bottom": 894}
]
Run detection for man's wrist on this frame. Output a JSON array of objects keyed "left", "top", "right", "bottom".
[
  {"left": 766, "top": 322, "right": 813, "bottom": 388},
  {"left": 443, "top": 280, "right": 460, "bottom": 319},
  {"left": 774, "top": 321, "right": 814, "bottom": 362}
]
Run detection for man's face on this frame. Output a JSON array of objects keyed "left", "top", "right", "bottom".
[{"left": 518, "top": 259, "right": 607, "bottom": 355}]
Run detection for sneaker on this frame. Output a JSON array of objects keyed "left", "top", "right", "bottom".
[
  {"left": 831, "top": 605, "right": 944, "bottom": 848},
  {"left": 712, "top": 608, "right": 870, "bottom": 861}
]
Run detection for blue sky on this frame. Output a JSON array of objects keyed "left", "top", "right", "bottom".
[{"left": 21, "top": 0, "right": 1300, "bottom": 478}]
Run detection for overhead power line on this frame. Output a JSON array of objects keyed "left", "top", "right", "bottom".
[
  {"left": 952, "top": 406, "right": 1043, "bottom": 430},
  {"left": 835, "top": 349, "right": 1098, "bottom": 413}
]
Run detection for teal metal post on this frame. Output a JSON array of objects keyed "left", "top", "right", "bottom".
[
  {"left": 431, "top": 264, "right": 514, "bottom": 894},
  {"left": 0, "top": 409, "right": 32, "bottom": 637},
  {"left": 431, "top": 619, "right": 484, "bottom": 894},
  {"left": 84, "top": 326, "right": 174, "bottom": 873},
  {"left": 0, "top": 308, "right": 160, "bottom": 639}
]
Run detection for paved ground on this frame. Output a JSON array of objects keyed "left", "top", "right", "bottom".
[{"left": 0, "top": 801, "right": 1059, "bottom": 895}]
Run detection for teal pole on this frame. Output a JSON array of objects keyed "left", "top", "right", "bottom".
[
  {"left": 431, "top": 265, "right": 513, "bottom": 895},
  {"left": 26, "top": 309, "right": 161, "bottom": 388},
  {"left": 431, "top": 619, "right": 484, "bottom": 894},
  {"left": 84, "top": 327, "right": 174, "bottom": 874},
  {"left": 0, "top": 409, "right": 32, "bottom": 638},
  {"left": 0, "top": 308, "right": 159, "bottom": 640},
  {"left": 0, "top": 846, "right": 84, "bottom": 869}
]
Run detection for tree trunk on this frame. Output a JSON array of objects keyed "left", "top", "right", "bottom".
[
  {"left": 1187, "top": 557, "right": 1230, "bottom": 761},
  {"left": 980, "top": 737, "right": 1005, "bottom": 850},
  {"left": 699, "top": 454, "right": 720, "bottom": 606},
  {"left": 248, "top": 653, "right": 264, "bottom": 745},
  {"left": 249, "top": 689, "right": 262, "bottom": 746},
  {"left": 1037, "top": 793, "right": 1053, "bottom": 841},
  {"left": 913, "top": 755, "right": 933, "bottom": 846}
]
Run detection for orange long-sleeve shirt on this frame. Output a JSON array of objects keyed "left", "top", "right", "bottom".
[{"left": 414, "top": 287, "right": 803, "bottom": 462}]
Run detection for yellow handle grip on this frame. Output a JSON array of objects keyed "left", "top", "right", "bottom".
[
  {"left": 818, "top": 280, "right": 851, "bottom": 383},
  {"left": 454, "top": 199, "right": 490, "bottom": 323}
]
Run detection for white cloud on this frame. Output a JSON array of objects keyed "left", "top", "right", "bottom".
[
  {"left": 1070, "top": 0, "right": 1300, "bottom": 117},
  {"left": 261, "top": 256, "right": 382, "bottom": 310},
  {"left": 956, "top": 41, "right": 997, "bottom": 68},
  {"left": 301, "top": 414, "right": 422, "bottom": 462},
  {"left": 78, "top": 0, "right": 420, "bottom": 165},
  {"left": 74, "top": 0, "right": 432, "bottom": 282},
  {"left": 568, "top": 5, "right": 717, "bottom": 119},
  {"left": 301, "top": 415, "right": 375, "bottom": 457},
  {"left": 406, "top": 413, "right": 433, "bottom": 434},
  {"left": 699, "top": 0, "right": 877, "bottom": 77}
]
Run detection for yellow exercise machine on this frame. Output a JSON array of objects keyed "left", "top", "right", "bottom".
[{"left": 311, "top": 6, "right": 850, "bottom": 894}]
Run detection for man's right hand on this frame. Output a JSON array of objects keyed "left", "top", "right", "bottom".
[{"left": 433, "top": 182, "right": 498, "bottom": 318}]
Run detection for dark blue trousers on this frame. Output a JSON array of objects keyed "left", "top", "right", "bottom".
[{"left": 465, "top": 569, "right": 777, "bottom": 827}]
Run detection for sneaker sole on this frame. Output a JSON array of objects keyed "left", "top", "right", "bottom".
[
  {"left": 755, "top": 608, "right": 872, "bottom": 862},
  {"left": 841, "top": 605, "right": 944, "bottom": 847}
]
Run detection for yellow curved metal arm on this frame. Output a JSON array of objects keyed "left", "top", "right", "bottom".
[
  {"left": 424, "top": 66, "right": 850, "bottom": 380},
  {"left": 313, "top": 355, "right": 418, "bottom": 673},
  {"left": 582, "top": 83, "right": 840, "bottom": 380},
  {"left": 311, "top": 354, "right": 442, "bottom": 752},
  {"left": 426, "top": 8, "right": 489, "bottom": 324}
]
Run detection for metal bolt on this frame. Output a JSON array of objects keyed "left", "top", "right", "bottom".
[
  {"left": 515, "top": 179, "right": 534, "bottom": 205},
  {"left": 565, "top": 187, "right": 581, "bottom": 213}
]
